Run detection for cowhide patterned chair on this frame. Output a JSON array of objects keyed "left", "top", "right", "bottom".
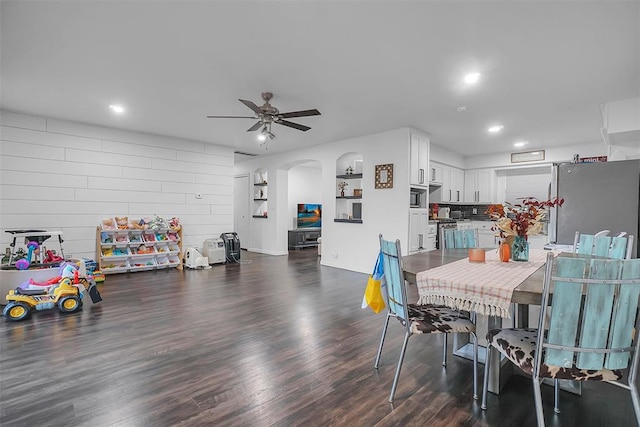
[
  {"left": 373, "top": 234, "right": 478, "bottom": 403},
  {"left": 481, "top": 252, "right": 640, "bottom": 426}
]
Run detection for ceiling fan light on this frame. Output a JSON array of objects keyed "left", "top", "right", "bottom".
[
  {"left": 257, "top": 133, "right": 267, "bottom": 142},
  {"left": 464, "top": 72, "right": 481, "bottom": 84}
]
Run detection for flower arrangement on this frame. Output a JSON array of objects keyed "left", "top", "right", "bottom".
[
  {"left": 337, "top": 181, "right": 348, "bottom": 196},
  {"left": 486, "top": 197, "right": 564, "bottom": 239}
]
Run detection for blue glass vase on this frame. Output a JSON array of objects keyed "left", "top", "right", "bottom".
[{"left": 511, "top": 235, "right": 529, "bottom": 262}]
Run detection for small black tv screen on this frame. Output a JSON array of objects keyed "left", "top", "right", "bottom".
[{"left": 297, "top": 204, "right": 322, "bottom": 228}]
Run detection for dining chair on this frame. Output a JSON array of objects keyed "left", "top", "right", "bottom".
[
  {"left": 440, "top": 228, "right": 479, "bottom": 249},
  {"left": 374, "top": 234, "right": 478, "bottom": 402},
  {"left": 481, "top": 252, "right": 640, "bottom": 426},
  {"left": 573, "top": 231, "right": 634, "bottom": 259}
]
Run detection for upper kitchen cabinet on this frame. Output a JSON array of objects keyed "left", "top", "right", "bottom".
[
  {"left": 410, "top": 132, "right": 430, "bottom": 187},
  {"left": 431, "top": 162, "right": 465, "bottom": 203},
  {"left": 464, "top": 169, "right": 495, "bottom": 203},
  {"left": 429, "top": 162, "right": 443, "bottom": 184},
  {"left": 451, "top": 168, "right": 465, "bottom": 202}
]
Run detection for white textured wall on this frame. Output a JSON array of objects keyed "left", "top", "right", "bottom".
[
  {"left": 0, "top": 110, "right": 234, "bottom": 261},
  {"left": 288, "top": 164, "right": 322, "bottom": 229},
  {"left": 235, "top": 127, "right": 415, "bottom": 273}
]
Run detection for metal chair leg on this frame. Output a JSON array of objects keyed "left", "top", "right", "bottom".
[
  {"left": 532, "top": 377, "right": 545, "bottom": 427},
  {"left": 553, "top": 379, "right": 560, "bottom": 414},
  {"left": 471, "top": 331, "right": 478, "bottom": 400},
  {"left": 481, "top": 345, "right": 491, "bottom": 409},
  {"left": 629, "top": 380, "right": 640, "bottom": 425},
  {"left": 374, "top": 314, "right": 391, "bottom": 369},
  {"left": 389, "top": 332, "right": 410, "bottom": 402},
  {"left": 442, "top": 333, "right": 448, "bottom": 366}
]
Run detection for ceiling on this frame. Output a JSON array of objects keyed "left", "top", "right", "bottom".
[{"left": 1, "top": 1, "right": 639, "bottom": 160}]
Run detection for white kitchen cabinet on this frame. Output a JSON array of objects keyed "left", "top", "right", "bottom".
[
  {"left": 457, "top": 221, "right": 473, "bottom": 230},
  {"left": 409, "top": 209, "right": 430, "bottom": 253},
  {"left": 472, "top": 221, "right": 499, "bottom": 249},
  {"left": 410, "top": 133, "right": 429, "bottom": 186},
  {"left": 464, "top": 169, "right": 495, "bottom": 203},
  {"left": 439, "top": 165, "right": 464, "bottom": 202},
  {"left": 451, "top": 168, "right": 465, "bottom": 202},
  {"left": 429, "top": 162, "right": 443, "bottom": 184},
  {"left": 441, "top": 166, "right": 451, "bottom": 200}
]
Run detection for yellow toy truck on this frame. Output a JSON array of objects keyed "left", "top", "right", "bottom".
[{"left": 3, "top": 277, "right": 102, "bottom": 321}]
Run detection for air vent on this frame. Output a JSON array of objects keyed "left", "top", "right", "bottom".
[{"left": 234, "top": 151, "right": 258, "bottom": 157}]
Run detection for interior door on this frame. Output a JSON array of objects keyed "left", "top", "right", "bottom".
[{"left": 234, "top": 175, "right": 250, "bottom": 249}]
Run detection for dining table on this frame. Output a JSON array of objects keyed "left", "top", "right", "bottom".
[{"left": 402, "top": 247, "right": 576, "bottom": 395}]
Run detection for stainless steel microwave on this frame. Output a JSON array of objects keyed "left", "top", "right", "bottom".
[{"left": 410, "top": 189, "right": 422, "bottom": 207}]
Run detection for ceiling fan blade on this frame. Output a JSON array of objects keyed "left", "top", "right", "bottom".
[
  {"left": 239, "top": 99, "right": 262, "bottom": 114},
  {"left": 278, "top": 120, "right": 311, "bottom": 132},
  {"left": 247, "top": 121, "right": 263, "bottom": 132},
  {"left": 206, "top": 115, "right": 256, "bottom": 119},
  {"left": 278, "top": 109, "right": 321, "bottom": 119}
]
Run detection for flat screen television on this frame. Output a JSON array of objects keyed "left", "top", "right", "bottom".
[{"left": 297, "top": 203, "right": 322, "bottom": 228}]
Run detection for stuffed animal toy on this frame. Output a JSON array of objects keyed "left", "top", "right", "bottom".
[
  {"left": 169, "top": 217, "right": 181, "bottom": 231},
  {"left": 115, "top": 216, "right": 129, "bottom": 230},
  {"left": 101, "top": 218, "right": 116, "bottom": 230},
  {"left": 129, "top": 219, "right": 145, "bottom": 230},
  {"left": 149, "top": 215, "right": 169, "bottom": 231},
  {"left": 139, "top": 217, "right": 152, "bottom": 230}
]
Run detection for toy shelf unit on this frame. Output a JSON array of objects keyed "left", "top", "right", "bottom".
[
  {"left": 96, "top": 227, "right": 183, "bottom": 274},
  {"left": 2, "top": 230, "right": 66, "bottom": 270},
  {"left": 335, "top": 153, "right": 363, "bottom": 224},
  {"left": 253, "top": 169, "right": 268, "bottom": 218}
]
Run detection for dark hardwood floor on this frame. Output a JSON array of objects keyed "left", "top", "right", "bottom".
[{"left": 1, "top": 249, "right": 637, "bottom": 426}]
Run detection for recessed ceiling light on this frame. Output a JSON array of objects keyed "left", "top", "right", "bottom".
[
  {"left": 488, "top": 125, "right": 504, "bottom": 133},
  {"left": 513, "top": 141, "right": 528, "bottom": 148},
  {"left": 109, "top": 104, "right": 125, "bottom": 114},
  {"left": 464, "top": 72, "right": 481, "bottom": 84},
  {"left": 456, "top": 106, "right": 467, "bottom": 112}
]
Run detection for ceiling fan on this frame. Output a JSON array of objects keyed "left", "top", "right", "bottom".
[{"left": 206, "top": 92, "right": 321, "bottom": 141}]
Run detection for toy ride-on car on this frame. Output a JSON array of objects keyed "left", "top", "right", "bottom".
[{"left": 3, "top": 277, "right": 102, "bottom": 321}]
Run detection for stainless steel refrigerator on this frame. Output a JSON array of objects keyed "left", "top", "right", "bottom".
[{"left": 549, "top": 159, "right": 639, "bottom": 258}]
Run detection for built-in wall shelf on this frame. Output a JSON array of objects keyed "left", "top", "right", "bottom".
[
  {"left": 336, "top": 173, "right": 363, "bottom": 180},
  {"left": 253, "top": 169, "right": 268, "bottom": 218},
  {"left": 335, "top": 154, "right": 364, "bottom": 223}
]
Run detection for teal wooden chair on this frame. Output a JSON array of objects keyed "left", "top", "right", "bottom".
[
  {"left": 481, "top": 252, "right": 640, "bottom": 426},
  {"left": 373, "top": 235, "right": 478, "bottom": 402},
  {"left": 573, "top": 231, "right": 634, "bottom": 260},
  {"left": 440, "top": 228, "right": 479, "bottom": 249}
]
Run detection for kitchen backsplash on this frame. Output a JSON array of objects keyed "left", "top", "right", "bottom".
[{"left": 430, "top": 203, "right": 492, "bottom": 221}]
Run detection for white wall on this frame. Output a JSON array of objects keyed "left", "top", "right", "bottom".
[
  {"left": 288, "top": 163, "right": 322, "bottom": 229},
  {"left": 235, "top": 127, "right": 416, "bottom": 273},
  {"left": 0, "top": 110, "right": 234, "bottom": 260},
  {"left": 464, "top": 141, "right": 606, "bottom": 170},
  {"left": 430, "top": 143, "right": 465, "bottom": 168}
]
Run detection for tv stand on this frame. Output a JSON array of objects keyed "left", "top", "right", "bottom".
[{"left": 288, "top": 228, "right": 321, "bottom": 250}]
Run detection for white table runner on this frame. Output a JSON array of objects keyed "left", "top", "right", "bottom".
[{"left": 416, "top": 249, "right": 552, "bottom": 318}]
